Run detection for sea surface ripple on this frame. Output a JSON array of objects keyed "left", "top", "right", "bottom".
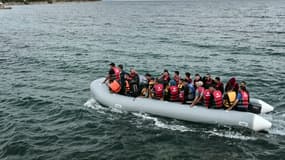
[{"left": 0, "top": 0, "right": 285, "bottom": 159}]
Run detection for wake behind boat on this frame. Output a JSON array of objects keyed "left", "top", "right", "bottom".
[{"left": 91, "top": 78, "right": 273, "bottom": 131}]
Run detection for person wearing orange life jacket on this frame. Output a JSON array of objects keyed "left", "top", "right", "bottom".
[
  {"left": 168, "top": 80, "right": 179, "bottom": 102},
  {"left": 190, "top": 81, "right": 204, "bottom": 107},
  {"left": 151, "top": 78, "right": 164, "bottom": 100},
  {"left": 103, "top": 62, "right": 120, "bottom": 83}
]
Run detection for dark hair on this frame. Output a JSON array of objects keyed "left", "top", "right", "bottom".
[
  {"left": 145, "top": 73, "right": 151, "bottom": 77},
  {"left": 109, "top": 62, "right": 115, "bottom": 67},
  {"left": 241, "top": 81, "right": 247, "bottom": 85},
  {"left": 195, "top": 73, "right": 200, "bottom": 77},
  {"left": 118, "top": 64, "right": 123, "bottom": 69},
  {"left": 174, "top": 71, "right": 179, "bottom": 75},
  {"left": 185, "top": 72, "right": 191, "bottom": 77},
  {"left": 215, "top": 77, "right": 220, "bottom": 81},
  {"left": 164, "top": 69, "right": 169, "bottom": 73}
]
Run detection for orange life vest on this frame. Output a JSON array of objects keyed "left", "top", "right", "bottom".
[
  {"left": 109, "top": 80, "right": 121, "bottom": 93},
  {"left": 125, "top": 80, "right": 130, "bottom": 92}
]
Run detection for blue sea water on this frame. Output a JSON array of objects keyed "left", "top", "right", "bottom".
[{"left": 0, "top": 0, "right": 285, "bottom": 159}]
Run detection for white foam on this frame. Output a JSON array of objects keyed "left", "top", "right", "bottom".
[
  {"left": 206, "top": 130, "right": 257, "bottom": 140},
  {"left": 132, "top": 112, "right": 259, "bottom": 140},
  {"left": 263, "top": 112, "right": 285, "bottom": 136},
  {"left": 110, "top": 107, "right": 125, "bottom": 114},
  {"left": 84, "top": 98, "right": 107, "bottom": 114},
  {"left": 132, "top": 112, "right": 194, "bottom": 132}
]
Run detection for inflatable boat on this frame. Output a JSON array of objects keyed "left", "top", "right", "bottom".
[{"left": 90, "top": 78, "right": 274, "bottom": 131}]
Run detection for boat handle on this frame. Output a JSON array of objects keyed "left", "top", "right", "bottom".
[
  {"left": 114, "top": 104, "right": 122, "bottom": 108},
  {"left": 238, "top": 121, "right": 249, "bottom": 127}
]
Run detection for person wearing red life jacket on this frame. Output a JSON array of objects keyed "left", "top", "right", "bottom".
[
  {"left": 185, "top": 72, "right": 192, "bottom": 84},
  {"left": 203, "top": 88, "right": 212, "bottom": 108},
  {"left": 159, "top": 69, "right": 170, "bottom": 88},
  {"left": 214, "top": 77, "right": 224, "bottom": 94},
  {"left": 190, "top": 81, "right": 204, "bottom": 107},
  {"left": 151, "top": 79, "right": 164, "bottom": 100},
  {"left": 203, "top": 73, "right": 214, "bottom": 89},
  {"left": 209, "top": 86, "right": 223, "bottom": 109},
  {"left": 193, "top": 73, "right": 202, "bottom": 89},
  {"left": 103, "top": 62, "right": 120, "bottom": 83},
  {"left": 168, "top": 80, "right": 179, "bottom": 102},
  {"left": 173, "top": 71, "right": 181, "bottom": 85}
]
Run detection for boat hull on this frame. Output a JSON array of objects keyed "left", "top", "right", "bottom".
[{"left": 90, "top": 78, "right": 273, "bottom": 131}]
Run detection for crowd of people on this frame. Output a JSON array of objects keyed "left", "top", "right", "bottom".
[{"left": 103, "top": 62, "right": 251, "bottom": 112}]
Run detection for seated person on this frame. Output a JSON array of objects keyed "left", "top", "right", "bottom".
[
  {"left": 190, "top": 81, "right": 204, "bottom": 107},
  {"left": 173, "top": 71, "right": 181, "bottom": 85},
  {"left": 223, "top": 87, "right": 239, "bottom": 111},
  {"left": 204, "top": 86, "right": 223, "bottom": 109},
  {"left": 236, "top": 81, "right": 249, "bottom": 112},
  {"left": 159, "top": 69, "right": 170, "bottom": 88},
  {"left": 225, "top": 77, "right": 239, "bottom": 93},
  {"left": 203, "top": 73, "right": 214, "bottom": 89},
  {"left": 185, "top": 72, "right": 192, "bottom": 84},
  {"left": 168, "top": 80, "right": 179, "bottom": 102},
  {"left": 128, "top": 68, "right": 140, "bottom": 97},
  {"left": 150, "top": 78, "right": 164, "bottom": 100},
  {"left": 214, "top": 77, "right": 224, "bottom": 94}
]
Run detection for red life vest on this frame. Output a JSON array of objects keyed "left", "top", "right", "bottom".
[
  {"left": 239, "top": 90, "right": 249, "bottom": 107},
  {"left": 203, "top": 89, "right": 211, "bottom": 108},
  {"left": 212, "top": 90, "right": 223, "bottom": 108},
  {"left": 112, "top": 67, "right": 120, "bottom": 81},
  {"left": 169, "top": 86, "right": 179, "bottom": 101},
  {"left": 154, "top": 84, "right": 163, "bottom": 99},
  {"left": 205, "top": 79, "right": 213, "bottom": 86}
]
